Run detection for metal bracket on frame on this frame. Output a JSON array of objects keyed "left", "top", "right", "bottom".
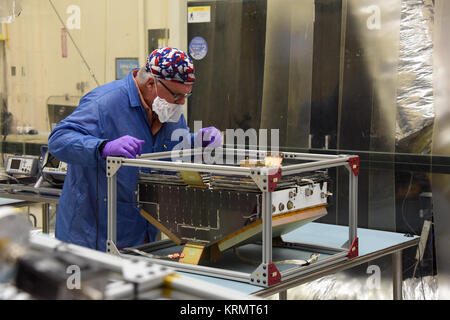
[
  {"left": 106, "top": 240, "right": 121, "bottom": 256},
  {"left": 349, "top": 157, "right": 360, "bottom": 177},
  {"left": 121, "top": 258, "right": 172, "bottom": 286},
  {"left": 250, "top": 167, "right": 282, "bottom": 193},
  {"left": 250, "top": 262, "right": 281, "bottom": 287},
  {"left": 348, "top": 237, "right": 359, "bottom": 259},
  {"left": 106, "top": 157, "right": 123, "bottom": 177}
]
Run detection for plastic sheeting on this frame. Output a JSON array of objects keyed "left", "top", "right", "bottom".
[
  {"left": 0, "top": 0, "right": 22, "bottom": 23},
  {"left": 402, "top": 276, "right": 439, "bottom": 300},
  {"left": 396, "top": 0, "right": 434, "bottom": 152},
  {"left": 0, "top": 283, "right": 31, "bottom": 300},
  {"left": 280, "top": 274, "right": 438, "bottom": 300}
]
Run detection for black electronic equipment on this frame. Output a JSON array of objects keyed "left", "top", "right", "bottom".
[
  {"left": 5, "top": 156, "right": 39, "bottom": 177},
  {"left": 39, "top": 146, "right": 67, "bottom": 185}
]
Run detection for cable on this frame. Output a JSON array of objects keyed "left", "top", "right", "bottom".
[
  {"left": 401, "top": 172, "right": 417, "bottom": 235},
  {"left": 417, "top": 222, "right": 431, "bottom": 299},
  {"left": 48, "top": 0, "right": 100, "bottom": 87},
  {"left": 233, "top": 247, "right": 320, "bottom": 266},
  {"left": 37, "top": 160, "right": 64, "bottom": 188},
  {"left": 400, "top": 172, "right": 430, "bottom": 299},
  {"left": 41, "top": 173, "right": 64, "bottom": 187},
  {"left": 0, "top": 174, "right": 20, "bottom": 183},
  {"left": 122, "top": 247, "right": 187, "bottom": 261},
  {"left": 419, "top": 245, "right": 427, "bottom": 299},
  {"left": 28, "top": 213, "right": 37, "bottom": 228}
]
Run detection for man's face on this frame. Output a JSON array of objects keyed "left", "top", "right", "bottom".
[{"left": 145, "top": 77, "right": 193, "bottom": 106}]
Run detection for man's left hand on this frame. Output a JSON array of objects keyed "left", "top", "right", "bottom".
[{"left": 195, "top": 127, "right": 223, "bottom": 148}]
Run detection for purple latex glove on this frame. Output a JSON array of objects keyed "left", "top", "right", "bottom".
[
  {"left": 102, "top": 135, "right": 145, "bottom": 159},
  {"left": 195, "top": 127, "right": 223, "bottom": 148}
]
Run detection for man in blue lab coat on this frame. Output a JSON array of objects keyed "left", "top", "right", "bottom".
[{"left": 48, "top": 47, "right": 222, "bottom": 251}]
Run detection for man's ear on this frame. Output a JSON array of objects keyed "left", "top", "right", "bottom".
[{"left": 146, "top": 76, "right": 155, "bottom": 88}]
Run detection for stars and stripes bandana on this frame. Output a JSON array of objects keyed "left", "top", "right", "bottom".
[{"left": 146, "top": 47, "right": 195, "bottom": 84}]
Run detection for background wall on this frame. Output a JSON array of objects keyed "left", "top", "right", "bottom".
[{"left": 1, "top": 0, "right": 188, "bottom": 136}]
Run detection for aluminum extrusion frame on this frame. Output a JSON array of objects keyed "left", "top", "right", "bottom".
[{"left": 105, "top": 148, "right": 359, "bottom": 288}]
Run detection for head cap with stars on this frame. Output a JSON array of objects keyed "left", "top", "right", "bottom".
[{"left": 146, "top": 47, "right": 195, "bottom": 85}]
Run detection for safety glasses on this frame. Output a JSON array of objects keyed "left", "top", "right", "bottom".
[{"left": 157, "top": 78, "right": 192, "bottom": 102}]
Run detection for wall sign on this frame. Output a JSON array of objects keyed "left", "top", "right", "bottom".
[
  {"left": 189, "top": 36, "right": 208, "bottom": 60},
  {"left": 115, "top": 58, "right": 139, "bottom": 80},
  {"left": 188, "top": 6, "right": 211, "bottom": 23}
]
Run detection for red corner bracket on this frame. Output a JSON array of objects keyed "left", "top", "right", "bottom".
[
  {"left": 349, "top": 157, "right": 360, "bottom": 177},
  {"left": 268, "top": 168, "right": 282, "bottom": 192},
  {"left": 348, "top": 237, "right": 359, "bottom": 259},
  {"left": 268, "top": 263, "right": 281, "bottom": 286}
]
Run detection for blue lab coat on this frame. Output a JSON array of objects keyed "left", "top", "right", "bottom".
[{"left": 48, "top": 71, "right": 193, "bottom": 251}]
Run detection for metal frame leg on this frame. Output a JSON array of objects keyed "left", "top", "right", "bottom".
[
  {"left": 348, "top": 170, "right": 358, "bottom": 244},
  {"left": 42, "top": 203, "right": 50, "bottom": 234},
  {"left": 107, "top": 174, "right": 120, "bottom": 255},
  {"left": 262, "top": 191, "right": 273, "bottom": 264},
  {"left": 279, "top": 290, "right": 287, "bottom": 300},
  {"left": 392, "top": 250, "right": 403, "bottom": 300}
]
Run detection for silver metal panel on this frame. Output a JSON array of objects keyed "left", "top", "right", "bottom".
[
  {"left": 260, "top": 0, "right": 314, "bottom": 148},
  {"left": 286, "top": 0, "right": 314, "bottom": 149},
  {"left": 340, "top": 0, "right": 402, "bottom": 232},
  {"left": 432, "top": 0, "right": 450, "bottom": 300},
  {"left": 338, "top": 0, "right": 401, "bottom": 152}
]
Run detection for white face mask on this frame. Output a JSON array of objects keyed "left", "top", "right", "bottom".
[
  {"left": 152, "top": 96, "right": 183, "bottom": 123},
  {"left": 152, "top": 80, "right": 183, "bottom": 123}
]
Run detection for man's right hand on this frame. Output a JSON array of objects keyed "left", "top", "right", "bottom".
[{"left": 101, "top": 135, "right": 145, "bottom": 159}]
